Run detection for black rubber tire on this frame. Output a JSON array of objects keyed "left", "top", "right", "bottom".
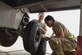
[
  {"left": 23, "top": 20, "right": 41, "bottom": 55},
  {"left": 0, "top": 28, "right": 18, "bottom": 47}
]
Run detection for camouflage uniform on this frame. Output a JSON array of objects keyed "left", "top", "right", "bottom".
[{"left": 49, "top": 21, "right": 76, "bottom": 55}]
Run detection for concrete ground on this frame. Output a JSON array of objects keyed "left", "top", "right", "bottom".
[
  {"left": 0, "top": 50, "right": 31, "bottom": 55},
  {"left": 0, "top": 37, "right": 51, "bottom": 55}
]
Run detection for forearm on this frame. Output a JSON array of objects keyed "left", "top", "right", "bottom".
[
  {"left": 51, "top": 33, "right": 64, "bottom": 38},
  {"left": 52, "top": 32, "right": 64, "bottom": 38},
  {"left": 41, "top": 27, "right": 46, "bottom": 34},
  {"left": 55, "top": 35, "right": 64, "bottom": 38}
]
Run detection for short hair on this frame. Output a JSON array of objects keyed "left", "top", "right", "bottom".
[
  {"left": 38, "top": 12, "right": 44, "bottom": 16},
  {"left": 44, "top": 15, "right": 55, "bottom": 22}
]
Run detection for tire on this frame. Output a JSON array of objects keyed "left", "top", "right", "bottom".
[
  {"left": 0, "top": 28, "right": 18, "bottom": 47},
  {"left": 23, "top": 20, "right": 41, "bottom": 55}
]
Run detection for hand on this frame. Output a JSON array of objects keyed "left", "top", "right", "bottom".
[{"left": 43, "top": 37, "right": 50, "bottom": 41}]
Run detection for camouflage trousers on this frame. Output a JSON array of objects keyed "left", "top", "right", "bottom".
[{"left": 49, "top": 37, "right": 76, "bottom": 55}]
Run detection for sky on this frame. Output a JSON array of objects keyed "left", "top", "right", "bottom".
[{"left": 0, "top": 9, "right": 80, "bottom": 53}]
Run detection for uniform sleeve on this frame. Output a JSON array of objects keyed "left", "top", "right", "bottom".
[
  {"left": 40, "top": 23, "right": 47, "bottom": 35},
  {"left": 52, "top": 23, "right": 63, "bottom": 35},
  {"left": 43, "top": 23, "right": 47, "bottom": 31}
]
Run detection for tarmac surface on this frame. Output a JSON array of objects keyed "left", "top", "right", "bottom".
[
  {"left": 0, "top": 50, "right": 51, "bottom": 55},
  {"left": 0, "top": 50, "right": 31, "bottom": 55},
  {"left": 0, "top": 37, "right": 52, "bottom": 55}
]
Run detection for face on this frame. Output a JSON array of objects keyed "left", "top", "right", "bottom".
[
  {"left": 38, "top": 13, "right": 44, "bottom": 22},
  {"left": 45, "top": 20, "right": 53, "bottom": 27}
]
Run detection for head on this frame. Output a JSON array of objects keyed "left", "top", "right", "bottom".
[
  {"left": 44, "top": 15, "right": 55, "bottom": 27},
  {"left": 38, "top": 12, "right": 44, "bottom": 22}
]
